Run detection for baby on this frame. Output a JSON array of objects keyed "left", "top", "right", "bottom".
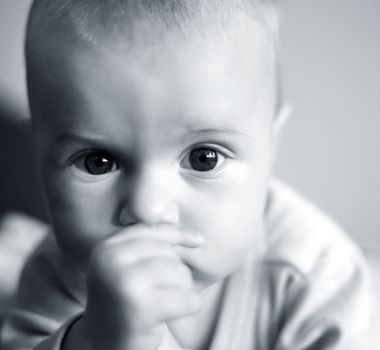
[{"left": 0, "top": 0, "right": 377, "bottom": 349}]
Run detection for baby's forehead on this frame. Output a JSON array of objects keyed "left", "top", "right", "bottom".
[
  {"left": 27, "top": 0, "right": 281, "bottom": 131},
  {"left": 30, "top": 30, "right": 277, "bottom": 149}
]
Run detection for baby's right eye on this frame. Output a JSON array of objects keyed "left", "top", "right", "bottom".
[{"left": 74, "top": 151, "right": 119, "bottom": 175}]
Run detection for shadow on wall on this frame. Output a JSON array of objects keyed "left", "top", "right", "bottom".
[{"left": 0, "top": 98, "right": 47, "bottom": 221}]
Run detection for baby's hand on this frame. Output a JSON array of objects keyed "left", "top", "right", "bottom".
[{"left": 69, "top": 225, "right": 203, "bottom": 350}]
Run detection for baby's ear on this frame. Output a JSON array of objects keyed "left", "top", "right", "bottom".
[{"left": 272, "top": 103, "right": 292, "bottom": 164}]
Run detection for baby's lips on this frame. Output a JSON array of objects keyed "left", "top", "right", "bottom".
[{"left": 179, "top": 230, "right": 205, "bottom": 248}]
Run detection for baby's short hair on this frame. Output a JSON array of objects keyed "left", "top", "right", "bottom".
[{"left": 26, "top": 0, "right": 282, "bottom": 112}]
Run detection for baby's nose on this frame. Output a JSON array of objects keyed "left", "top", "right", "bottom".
[{"left": 119, "top": 167, "right": 179, "bottom": 226}]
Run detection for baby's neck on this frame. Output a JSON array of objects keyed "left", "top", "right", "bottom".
[{"left": 167, "top": 279, "right": 226, "bottom": 350}]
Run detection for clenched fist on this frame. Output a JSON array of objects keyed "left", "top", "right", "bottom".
[{"left": 63, "top": 224, "right": 204, "bottom": 350}]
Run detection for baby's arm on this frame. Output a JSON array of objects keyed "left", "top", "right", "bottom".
[
  {"left": 0, "top": 234, "right": 84, "bottom": 349},
  {"left": 0, "top": 213, "right": 47, "bottom": 310},
  {"left": 1, "top": 225, "right": 202, "bottom": 350}
]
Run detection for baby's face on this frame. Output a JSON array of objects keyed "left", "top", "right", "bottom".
[{"left": 31, "top": 20, "right": 277, "bottom": 289}]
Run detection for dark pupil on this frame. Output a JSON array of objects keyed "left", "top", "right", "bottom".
[
  {"left": 189, "top": 148, "right": 218, "bottom": 172},
  {"left": 85, "top": 153, "right": 113, "bottom": 175}
]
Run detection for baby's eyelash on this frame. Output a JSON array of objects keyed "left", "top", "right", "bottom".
[{"left": 183, "top": 143, "right": 234, "bottom": 159}]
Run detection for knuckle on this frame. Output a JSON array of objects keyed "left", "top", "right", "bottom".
[{"left": 123, "top": 270, "right": 150, "bottom": 302}]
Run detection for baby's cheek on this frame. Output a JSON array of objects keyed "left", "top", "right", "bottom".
[
  {"left": 188, "top": 195, "right": 261, "bottom": 279},
  {"left": 47, "top": 175, "right": 122, "bottom": 270},
  {"left": 212, "top": 176, "right": 266, "bottom": 257}
]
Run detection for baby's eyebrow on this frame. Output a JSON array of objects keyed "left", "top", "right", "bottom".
[
  {"left": 183, "top": 127, "right": 251, "bottom": 139},
  {"left": 56, "top": 133, "right": 99, "bottom": 143},
  {"left": 55, "top": 127, "right": 250, "bottom": 143},
  {"left": 53, "top": 132, "right": 119, "bottom": 149},
  {"left": 51, "top": 127, "right": 251, "bottom": 152}
]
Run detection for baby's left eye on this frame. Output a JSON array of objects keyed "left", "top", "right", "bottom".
[{"left": 181, "top": 147, "right": 226, "bottom": 172}]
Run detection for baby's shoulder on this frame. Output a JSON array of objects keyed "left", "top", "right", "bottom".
[
  {"left": 257, "top": 179, "right": 377, "bottom": 347},
  {"left": 263, "top": 178, "right": 367, "bottom": 280}
]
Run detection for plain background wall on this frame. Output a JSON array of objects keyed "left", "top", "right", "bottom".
[
  {"left": 0, "top": 0, "right": 379, "bottom": 248},
  {"left": 276, "top": 0, "right": 380, "bottom": 249}
]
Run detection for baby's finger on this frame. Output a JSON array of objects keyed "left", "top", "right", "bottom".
[
  {"left": 128, "top": 255, "right": 194, "bottom": 290},
  {"left": 106, "top": 224, "right": 204, "bottom": 248},
  {"left": 149, "top": 287, "right": 202, "bottom": 324},
  {"left": 97, "top": 238, "right": 179, "bottom": 267}
]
